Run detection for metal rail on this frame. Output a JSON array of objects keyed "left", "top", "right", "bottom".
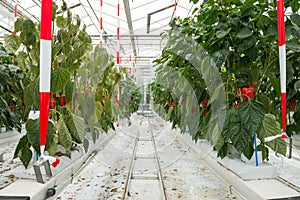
[
  {"left": 151, "top": 132, "right": 168, "bottom": 200},
  {"left": 122, "top": 132, "right": 139, "bottom": 200},
  {"left": 121, "top": 119, "right": 168, "bottom": 200}
]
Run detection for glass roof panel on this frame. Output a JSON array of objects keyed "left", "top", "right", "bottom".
[{"left": 0, "top": 0, "right": 200, "bottom": 63}]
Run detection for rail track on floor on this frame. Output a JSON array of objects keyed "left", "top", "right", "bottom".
[{"left": 121, "top": 119, "right": 168, "bottom": 200}]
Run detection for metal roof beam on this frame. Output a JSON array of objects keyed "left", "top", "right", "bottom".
[
  {"left": 123, "top": 0, "right": 137, "bottom": 58},
  {"left": 147, "top": 4, "right": 175, "bottom": 34}
]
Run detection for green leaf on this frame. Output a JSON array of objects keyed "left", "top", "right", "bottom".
[
  {"left": 203, "top": 10, "right": 219, "bottom": 25},
  {"left": 217, "top": 143, "right": 228, "bottom": 159},
  {"left": 26, "top": 119, "right": 55, "bottom": 155},
  {"left": 257, "top": 94, "right": 271, "bottom": 112},
  {"left": 51, "top": 67, "right": 71, "bottom": 93},
  {"left": 258, "top": 144, "right": 269, "bottom": 161},
  {"left": 239, "top": 101, "right": 265, "bottom": 136},
  {"left": 104, "top": 99, "right": 113, "bottom": 118},
  {"left": 14, "top": 135, "right": 29, "bottom": 159},
  {"left": 65, "top": 80, "right": 74, "bottom": 104},
  {"left": 0, "top": 96, "right": 9, "bottom": 112},
  {"left": 15, "top": 18, "right": 35, "bottom": 34},
  {"left": 64, "top": 114, "right": 84, "bottom": 143},
  {"left": 210, "top": 84, "right": 224, "bottom": 106},
  {"left": 216, "top": 29, "right": 231, "bottom": 38},
  {"left": 209, "top": 120, "right": 224, "bottom": 151},
  {"left": 95, "top": 101, "right": 103, "bottom": 121},
  {"left": 242, "top": 140, "right": 254, "bottom": 160},
  {"left": 294, "top": 80, "right": 300, "bottom": 91},
  {"left": 286, "top": 41, "right": 300, "bottom": 52},
  {"left": 237, "top": 36, "right": 256, "bottom": 52},
  {"left": 26, "top": 119, "right": 41, "bottom": 155},
  {"left": 265, "top": 25, "right": 277, "bottom": 37},
  {"left": 73, "top": 115, "right": 86, "bottom": 141},
  {"left": 221, "top": 108, "right": 250, "bottom": 153},
  {"left": 268, "top": 73, "right": 281, "bottom": 97},
  {"left": 237, "top": 27, "right": 253, "bottom": 38},
  {"left": 24, "top": 79, "right": 40, "bottom": 109},
  {"left": 47, "top": 133, "right": 58, "bottom": 156},
  {"left": 290, "top": 14, "right": 300, "bottom": 27},
  {"left": 83, "top": 138, "right": 89, "bottom": 152},
  {"left": 20, "top": 32, "right": 36, "bottom": 46},
  {"left": 56, "top": 16, "right": 68, "bottom": 29},
  {"left": 257, "top": 114, "right": 286, "bottom": 156},
  {"left": 20, "top": 147, "right": 33, "bottom": 169},
  {"left": 52, "top": 3, "right": 58, "bottom": 21},
  {"left": 240, "top": 0, "right": 256, "bottom": 12},
  {"left": 57, "top": 117, "right": 72, "bottom": 151},
  {"left": 291, "top": 0, "right": 300, "bottom": 13},
  {"left": 100, "top": 118, "right": 108, "bottom": 133},
  {"left": 56, "top": 54, "right": 66, "bottom": 63},
  {"left": 4, "top": 34, "right": 21, "bottom": 52}
]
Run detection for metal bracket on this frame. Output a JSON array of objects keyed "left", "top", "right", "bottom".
[{"left": 33, "top": 160, "right": 53, "bottom": 184}]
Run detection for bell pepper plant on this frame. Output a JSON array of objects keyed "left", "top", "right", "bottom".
[{"left": 151, "top": 0, "right": 300, "bottom": 160}]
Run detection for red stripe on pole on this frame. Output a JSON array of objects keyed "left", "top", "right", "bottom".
[
  {"left": 117, "top": 27, "right": 120, "bottom": 40},
  {"left": 14, "top": 4, "right": 17, "bottom": 17},
  {"left": 40, "top": 92, "right": 50, "bottom": 146},
  {"left": 13, "top": 3, "right": 17, "bottom": 35},
  {"left": 118, "top": 3, "right": 120, "bottom": 16},
  {"left": 277, "top": 0, "right": 286, "bottom": 46},
  {"left": 40, "top": 0, "right": 53, "bottom": 40},
  {"left": 100, "top": 18, "right": 103, "bottom": 30},
  {"left": 100, "top": 0, "right": 103, "bottom": 7},
  {"left": 117, "top": 51, "right": 120, "bottom": 64},
  {"left": 281, "top": 93, "right": 287, "bottom": 132},
  {"left": 174, "top": 0, "right": 177, "bottom": 11}
]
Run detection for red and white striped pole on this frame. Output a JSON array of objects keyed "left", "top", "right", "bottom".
[
  {"left": 277, "top": 0, "right": 288, "bottom": 139},
  {"left": 116, "top": 0, "right": 121, "bottom": 64},
  {"left": 39, "top": 0, "right": 53, "bottom": 156},
  {"left": 13, "top": 0, "right": 17, "bottom": 35},
  {"left": 100, "top": 0, "right": 103, "bottom": 46},
  {"left": 174, "top": 0, "right": 177, "bottom": 11}
]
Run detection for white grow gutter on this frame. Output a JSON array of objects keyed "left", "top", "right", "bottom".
[
  {"left": 0, "top": 131, "right": 116, "bottom": 200},
  {"left": 170, "top": 130, "right": 300, "bottom": 200}
]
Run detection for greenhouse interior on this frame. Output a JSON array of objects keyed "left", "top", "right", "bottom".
[{"left": 0, "top": 0, "right": 300, "bottom": 199}]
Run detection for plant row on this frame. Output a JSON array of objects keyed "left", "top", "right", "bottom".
[
  {"left": 1, "top": 1, "right": 141, "bottom": 168},
  {"left": 150, "top": 0, "right": 300, "bottom": 160}
]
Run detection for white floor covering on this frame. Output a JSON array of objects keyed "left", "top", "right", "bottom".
[
  {"left": 56, "top": 115, "right": 241, "bottom": 200},
  {"left": 1, "top": 114, "right": 300, "bottom": 199}
]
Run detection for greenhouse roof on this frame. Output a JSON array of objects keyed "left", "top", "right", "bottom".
[{"left": 0, "top": 0, "right": 200, "bottom": 59}]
